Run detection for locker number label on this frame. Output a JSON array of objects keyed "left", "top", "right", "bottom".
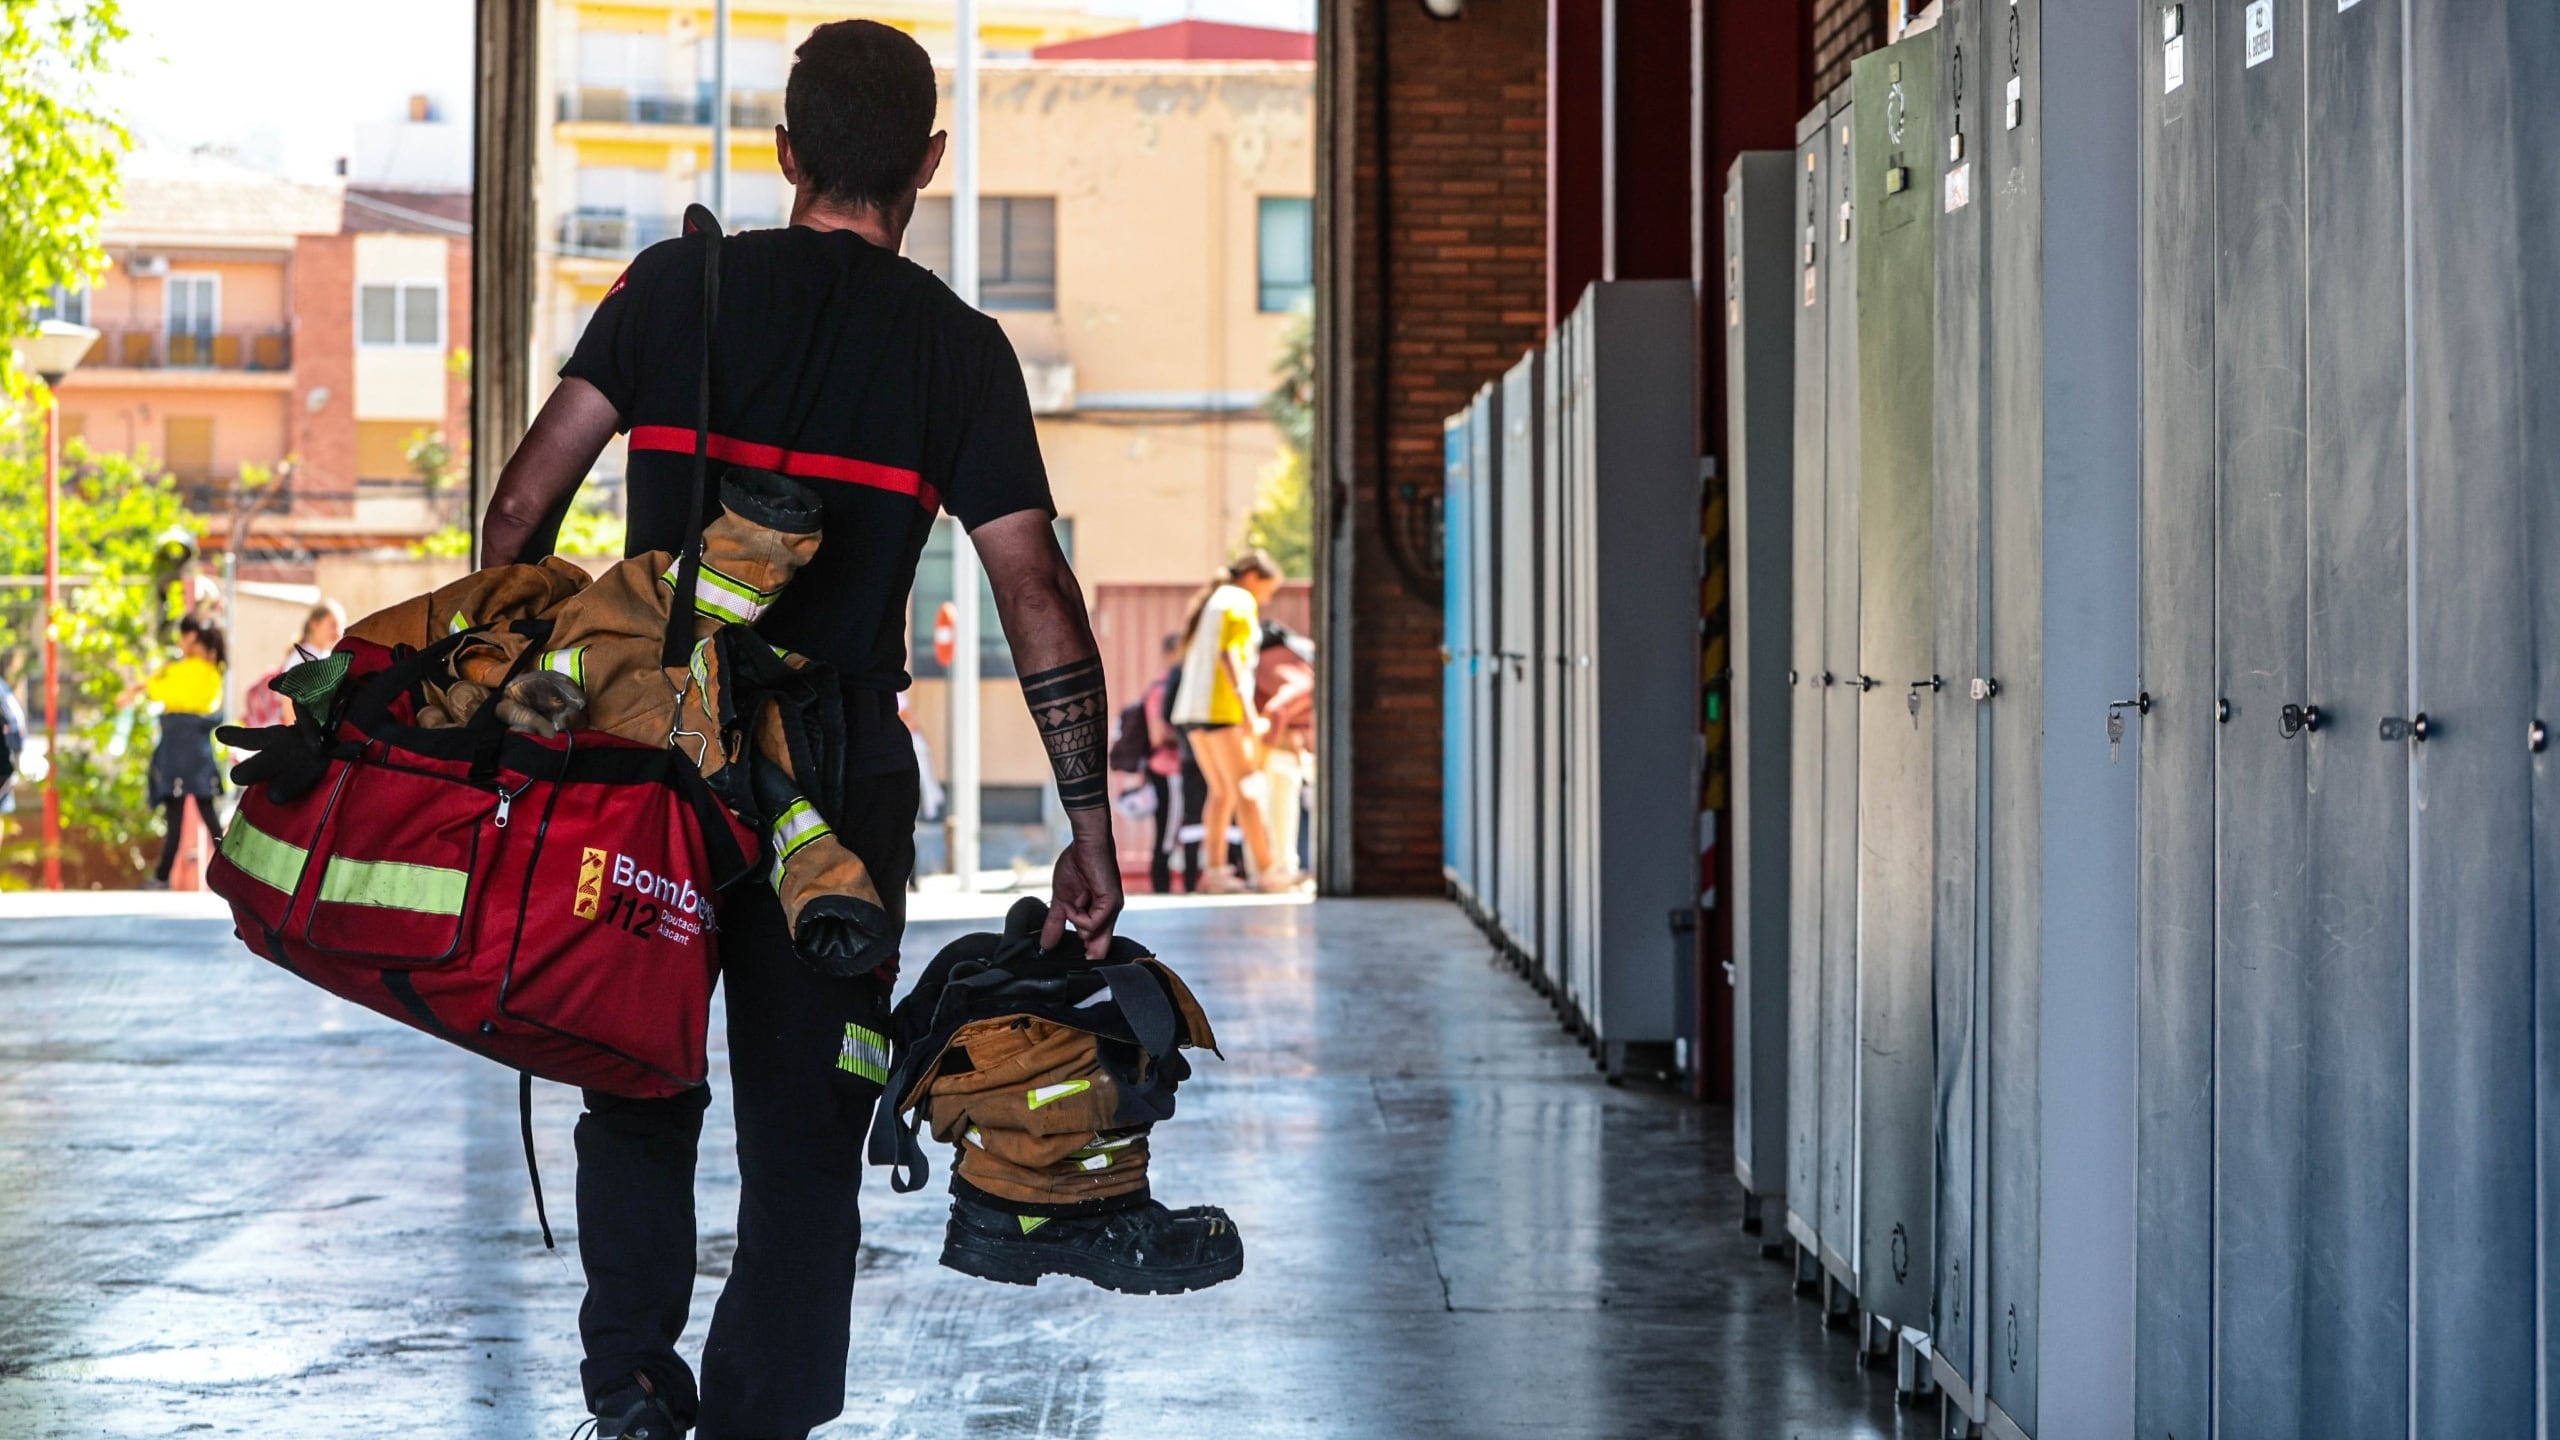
[
  {"left": 2244, "top": 0, "right": 2275, "bottom": 67},
  {"left": 1945, "top": 161, "right": 1972, "bottom": 213},
  {"left": 2164, "top": 35, "right": 2186, "bottom": 92}
]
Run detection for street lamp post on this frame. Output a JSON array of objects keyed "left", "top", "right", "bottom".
[{"left": 16, "top": 320, "right": 100, "bottom": 891}]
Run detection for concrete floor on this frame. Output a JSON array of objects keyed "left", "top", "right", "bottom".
[{"left": 0, "top": 892, "right": 1918, "bottom": 1438}]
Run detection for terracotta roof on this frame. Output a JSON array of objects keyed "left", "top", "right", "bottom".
[
  {"left": 1030, "top": 19, "right": 1313, "bottom": 62},
  {"left": 103, "top": 149, "right": 345, "bottom": 246}
]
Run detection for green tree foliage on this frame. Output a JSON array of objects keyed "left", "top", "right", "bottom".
[
  {"left": 0, "top": 423, "right": 192, "bottom": 885},
  {"left": 0, "top": 0, "right": 127, "bottom": 351},
  {"left": 1242, "top": 306, "right": 1314, "bottom": 578}
]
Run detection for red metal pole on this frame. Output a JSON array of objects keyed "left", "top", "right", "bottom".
[{"left": 41, "top": 391, "right": 60, "bottom": 891}]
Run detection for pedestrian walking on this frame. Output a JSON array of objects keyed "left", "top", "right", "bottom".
[
  {"left": 470, "top": 22, "right": 1157, "bottom": 1438},
  {"left": 243, "top": 600, "right": 345, "bottom": 729},
  {"left": 124, "top": 616, "right": 226, "bottom": 890},
  {"left": 1254, "top": 620, "right": 1315, "bottom": 884},
  {"left": 1141, "top": 632, "right": 1189, "bottom": 893},
  {"left": 1169, "top": 551, "right": 1292, "bottom": 892}
]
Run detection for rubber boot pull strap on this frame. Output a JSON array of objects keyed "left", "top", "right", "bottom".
[{"left": 520, "top": 1070, "right": 556, "bottom": 1250}]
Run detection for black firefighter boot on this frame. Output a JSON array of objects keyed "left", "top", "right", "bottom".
[
  {"left": 583, "top": 1374, "right": 684, "bottom": 1440},
  {"left": 941, "top": 1185, "right": 1245, "bottom": 1296}
]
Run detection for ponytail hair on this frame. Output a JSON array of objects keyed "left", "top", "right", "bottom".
[{"left": 1178, "top": 549, "right": 1287, "bottom": 649}]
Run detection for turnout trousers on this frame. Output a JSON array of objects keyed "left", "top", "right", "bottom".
[{"left": 573, "top": 760, "right": 917, "bottom": 1440}]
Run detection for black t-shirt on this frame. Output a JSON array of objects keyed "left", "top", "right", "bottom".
[{"left": 562, "top": 224, "right": 1052, "bottom": 774}]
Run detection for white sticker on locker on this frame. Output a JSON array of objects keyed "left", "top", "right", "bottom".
[
  {"left": 2339, "top": 0, "right": 2363, "bottom": 9},
  {"left": 2245, "top": 0, "right": 2275, "bottom": 67},
  {"left": 1804, "top": 266, "right": 1818, "bottom": 308},
  {"left": 2006, "top": 75, "right": 2023, "bottom": 130},
  {"left": 2165, "top": 34, "right": 2186, "bottom": 92},
  {"left": 1945, "top": 161, "right": 1972, "bottom": 213}
]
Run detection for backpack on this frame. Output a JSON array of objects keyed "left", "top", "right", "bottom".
[{"left": 1106, "top": 697, "right": 1150, "bottom": 775}]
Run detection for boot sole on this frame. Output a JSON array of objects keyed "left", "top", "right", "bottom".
[{"left": 940, "top": 1230, "right": 1244, "bottom": 1295}]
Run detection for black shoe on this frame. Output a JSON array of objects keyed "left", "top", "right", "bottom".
[
  {"left": 941, "top": 1191, "right": 1244, "bottom": 1295},
  {"left": 580, "top": 1379, "right": 685, "bottom": 1440}
]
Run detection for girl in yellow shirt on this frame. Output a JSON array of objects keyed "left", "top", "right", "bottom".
[
  {"left": 122, "top": 618, "right": 228, "bottom": 889},
  {"left": 1169, "top": 550, "right": 1289, "bottom": 892}
]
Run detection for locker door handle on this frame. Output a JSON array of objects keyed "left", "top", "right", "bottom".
[
  {"left": 1909, "top": 676, "right": 1944, "bottom": 693},
  {"left": 2535, "top": 720, "right": 2549, "bottom": 755},
  {"left": 2279, "top": 703, "right": 2323, "bottom": 738},
  {"left": 2110, "top": 693, "right": 2152, "bottom": 717},
  {"left": 1852, "top": 674, "right": 1879, "bottom": 693},
  {"left": 1820, "top": 671, "right": 1836, "bottom": 687},
  {"left": 2379, "top": 713, "right": 2430, "bottom": 743},
  {"left": 1971, "top": 678, "right": 2000, "bottom": 701}
]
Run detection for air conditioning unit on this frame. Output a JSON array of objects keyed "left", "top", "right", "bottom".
[{"left": 127, "top": 255, "right": 170, "bottom": 278}]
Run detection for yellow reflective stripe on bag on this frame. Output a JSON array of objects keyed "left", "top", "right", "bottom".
[
  {"left": 316, "top": 855, "right": 469, "bottom": 915},
  {"left": 446, "top": 609, "right": 472, "bottom": 635},
  {"left": 837, "top": 1023, "right": 891, "bottom": 1083},
  {"left": 538, "top": 646, "right": 586, "bottom": 688},
  {"left": 220, "top": 815, "right": 309, "bottom": 895}
]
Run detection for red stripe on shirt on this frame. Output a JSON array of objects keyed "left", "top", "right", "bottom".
[{"left": 628, "top": 425, "right": 941, "bottom": 513}]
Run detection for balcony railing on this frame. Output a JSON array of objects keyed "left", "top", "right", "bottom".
[
  {"left": 558, "top": 211, "right": 685, "bottom": 258},
  {"left": 557, "top": 88, "right": 785, "bottom": 129},
  {"left": 87, "top": 328, "right": 292, "bottom": 372}
]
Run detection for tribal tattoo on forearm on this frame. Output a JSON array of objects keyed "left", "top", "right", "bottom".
[{"left": 1022, "top": 656, "right": 1109, "bottom": 811}]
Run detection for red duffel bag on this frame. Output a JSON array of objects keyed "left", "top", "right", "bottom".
[{"left": 208, "top": 632, "right": 755, "bottom": 1100}]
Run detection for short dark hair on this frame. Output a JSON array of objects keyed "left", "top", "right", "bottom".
[{"left": 785, "top": 20, "right": 938, "bottom": 212}]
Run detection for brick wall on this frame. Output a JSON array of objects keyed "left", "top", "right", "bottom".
[
  {"left": 1325, "top": 0, "right": 1547, "bottom": 894},
  {"left": 1811, "top": 0, "right": 1889, "bottom": 96},
  {"left": 291, "top": 234, "right": 356, "bottom": 517}
]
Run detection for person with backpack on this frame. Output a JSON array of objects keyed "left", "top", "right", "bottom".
[
  {"left": 472, "top": 22, "right": 1139, "bottom": 1439},
  {"left": 122, "top": 615, "right": 227, "bottom": 891}
]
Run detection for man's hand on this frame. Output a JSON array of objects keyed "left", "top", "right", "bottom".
[{"left": 1044, "top": 810, "right": 1125, "bottom": 958}]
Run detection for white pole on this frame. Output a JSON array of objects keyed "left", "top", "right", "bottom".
[
  {"left": 711, "top": 0, "right": 730, "bottom": 214},
  {"left": 948, "top": 0, "right": 982, "bottom": 890}
]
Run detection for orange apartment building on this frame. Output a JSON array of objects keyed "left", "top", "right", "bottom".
[{"left": 52, "top": 150, "right": 473, "bottom": 564}]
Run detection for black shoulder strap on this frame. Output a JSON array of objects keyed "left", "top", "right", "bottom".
[{"left": 661, "top": 205, "right": 725, "bottom": 670}]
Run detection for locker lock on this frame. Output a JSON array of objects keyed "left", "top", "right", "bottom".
[
  {"left": 1910, "top": 676, "right": 1944, "bottom": 693},
  {"left": 2379, "top": 713, "right": 2430, "bottom": 744},
  {"left": 2217, "top": 697, "right": 2231, "bottom": 724},
  {"left": 1852, "top": 674, "right": 1880, "bottom": 693},
  {"left": 1789, "top": 668, "right": 1800, "bottom": 686},
  {"left": 2278, "top": 702, "right": 2323, "bottom": 738},
  {"left": 1820, "top": 671, "right": 1837, "bottom": 688},
  {"left": 2536, "top": 720, "right": 2550, "bottom": 756},
  {"left": 1970, "top": 677, "right": 2000, "bottom": 701}
]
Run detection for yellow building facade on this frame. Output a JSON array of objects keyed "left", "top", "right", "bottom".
[{"left": 539, "top": 2, "right": 1316, "bottom": 794}]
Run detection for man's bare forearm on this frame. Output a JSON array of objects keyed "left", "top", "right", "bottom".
[
  {"left": 973, "top": 510, "right": 1112, "bottom": 820},
  {"left": 480, "top": 378, "right": 623, "bottom": 567}
]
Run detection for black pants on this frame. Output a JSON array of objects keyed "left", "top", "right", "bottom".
[
  {"left": 152, "top": 793, "right": 223, "bottom": 881},
  {"left": 574, "top": 763, "right": 917, "bottom": 1440},
  {"left": 1146, "top": 771, "right": 1175, "bottom": 895}
]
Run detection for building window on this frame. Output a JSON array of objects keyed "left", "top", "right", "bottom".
[
  {"left": 35, "top": 283, "right": 87, "bottom": 326},
  {"left": 165, "top": 274, "right": 219, "bottom": 367},
  {"left": 1258, "top": 197, "right": 1314, "bottom": 313},
  {"left": 904, "top": 196, "right": 1057, "bottom": 312},
  {"left": 360, "top": 283, "right": 443, "bottom": 347}
]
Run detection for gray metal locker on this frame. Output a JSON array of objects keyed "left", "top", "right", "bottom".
[
  {"left": 1539, "top": 337, "right": 1570, "bottom": 997},
  {"left": 1498, "top": 352, "right": 1543, "bottom": 963},
  {"left": 1725, "top": 151, "right": 1795, "bottom": 1217},
  {"left": 1468, "top": 383, "right": 1503, "bottom": 922},
  {"left": 2404, "top": 0, "right": 2540, "bottom": 1432},
  {"left": 1849, "top": 28, "right": 1937, "bottom": 1347},
  {"left": 1975, "top": 1, "right": 2143, "bottom": 1431},
  {"left": 2133, "top": 0, "right": 2218, "bottom": 1435},
  {"left": 2210, "top": 0, "right": 2313, "bottom": 1431},
  {"left": 1784, "top": 95, "right": 1832, "bottom": 1271},
  {"left": 1554, "top": 280, "right": 1699, "bottom": 1064},
  {"left": 1928, "top": 0, "right": 1990, "bottom": 1414},
  {"left": 1817, "top": 81, "right": 1862, "bottom": 1298},
  {"left": 2298, "top": 1, "right": 2412, "bottom": 1434}
]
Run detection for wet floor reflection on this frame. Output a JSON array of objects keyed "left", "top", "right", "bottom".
[{"left": 1, "top": 898, "right": 1915, "bottom": 1437}]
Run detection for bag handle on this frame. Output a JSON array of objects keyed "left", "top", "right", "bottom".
[{"left": 661, "top": 204, "right": 725, "bottom": 670}]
